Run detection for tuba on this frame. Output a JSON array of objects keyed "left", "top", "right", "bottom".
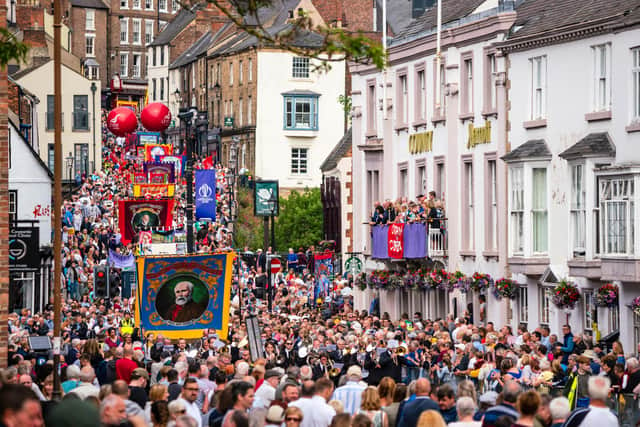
[{"left": 395, "top": 346, "right": 407, "bottom": 356}]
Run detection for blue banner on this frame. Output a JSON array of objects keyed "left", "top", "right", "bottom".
[
  {"left": 108, "top": 248, "right": 136, "bottom": 269},
  {"left": 195, "top": 170, "right": 216, "bottom": 220}
]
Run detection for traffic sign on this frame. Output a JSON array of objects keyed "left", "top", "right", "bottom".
[
  {"left": 345, "top": 256, "right": 362, "bottom": 275},
  {"left": 270, "top": 258, "right": 281, "bottom": 274}
]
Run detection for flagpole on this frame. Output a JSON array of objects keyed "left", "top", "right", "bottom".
[{"left": 435, "top": 0, "right": 442, "bottom": 110}]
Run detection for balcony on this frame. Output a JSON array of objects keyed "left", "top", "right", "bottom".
[{"left": 369, "top": 220, "right": 447, "bottom": 261}]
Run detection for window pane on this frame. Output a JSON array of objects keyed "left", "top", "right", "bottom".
[{"left": 532, "top": 168, "right": 548, "bottom": 252}]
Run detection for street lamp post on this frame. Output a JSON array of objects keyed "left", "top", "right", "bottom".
[
  {"left": 178, "top": 107, "right": 197, "bottom": 253},
  {"left": 90, "top": 82, "right": 97, "bottom": 171},
  {"left": 65, "top": 153, "right": 74, "bottom": 199}
]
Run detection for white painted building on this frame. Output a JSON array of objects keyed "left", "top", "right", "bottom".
[
  {"left": 255, "top": 51, "right": 345, "bottom": 188},
  {"left": 498, "top": 3, "right": 640, "bottom": 350},
  {"left": 14, "top": 61, "right": 102, "bottom": 178},
  {"left": 9, "top": 118, "right": 53, "bottom": 313},
  {"left": 350, "top": 0, "right": 516, "bottom": 322}
]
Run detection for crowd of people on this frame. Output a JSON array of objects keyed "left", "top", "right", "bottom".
[
  {"left": 0, "top": 122, "right": 633, "bottom": 427},
  {"left": 369, "top": 192, "right": 445, "bottom": 226}
]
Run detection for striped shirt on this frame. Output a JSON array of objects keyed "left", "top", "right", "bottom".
[{"left": 332, "top": 381, "right": 367, "bottom": 415}]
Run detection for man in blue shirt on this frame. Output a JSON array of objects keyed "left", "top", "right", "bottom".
[{"left": 397, "top": 378, "right": 439, "bottom": 427}]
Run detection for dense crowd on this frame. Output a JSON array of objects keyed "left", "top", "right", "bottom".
[
  {"left": 0, "top": 129, "right": 631, "bottom": 427},
  {"left": 369, "top": 192, "right": 445, "bottom": 226}
]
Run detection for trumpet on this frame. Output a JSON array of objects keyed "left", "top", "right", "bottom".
[
  {"left": 329, "top": 367, "right": 342, "bottom": 378},
  {"left": 394, "top": 347, "right": 407, "bottom": 355}
]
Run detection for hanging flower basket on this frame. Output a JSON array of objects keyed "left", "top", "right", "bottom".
[
  {"left": 493, "top": 278, "right": 517, "bottom": 300},
  {"left": 355, "top": 273, "right": 367, "bottom": 291},
  {"left": 630, "top": 296, "right": 640, "bottom": 317},
  {"left": 595, "top": 283, "right": 618, "bottom": 308},
  {"left": 552, "top": 280, "right": 580, "bottom": 310},
  {"left": 429, "top": 269, "right": 450, "bottom": 290},
  {"left": 451, "top": 271, "right": 470, "bottom": 293},
  {"left": 389, "top": 273, "right": 404, "bottom": 290},
  {"left": 369, "top": 270, "right": 390, "bottom": 289},
  {"left": 471, "top": 272, "right": 493, "bottom": 293}
]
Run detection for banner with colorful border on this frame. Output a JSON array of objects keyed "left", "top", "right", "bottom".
[
  {"left": 135, "top": 253, "right": 233, "bottom": 339},
  {"left": 132, "top": 184, "right": 175, "bottom": 198},
  {"left": 144, "top": 144, "right": 173, "bottom": 161},
  {"left": 118, "top": 199, "right": 175, "bottom": 244}
]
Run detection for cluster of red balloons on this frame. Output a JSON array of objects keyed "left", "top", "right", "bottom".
[{"left": 106, "top": 102, "right": 171, "bottom": 136}]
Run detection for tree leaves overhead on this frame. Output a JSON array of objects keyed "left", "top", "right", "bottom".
[
  {"left": 195, "top": 0, "right": 386, "bottom": 70},
  {"left": 0, "top": 28, "right": 29, "bottom": 68},
  {"left": 275, "top": 188, "right": 322, "bottom": 251}
]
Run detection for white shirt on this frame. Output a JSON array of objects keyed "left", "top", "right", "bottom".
[
  {"left": 578, "top": 405, "right": 618, "bottom": 427},
  {"left": 71, "top": 382, "right": 99, "bottom": 400},
  {"left": 289, "top": 395, "right": 335, "bottom": 427},
  {"left": 177, "top": 397, "right": 202, "bottom": 427},
  {"left": 253, "top": 381, "right": 276, "bottom": 409}
]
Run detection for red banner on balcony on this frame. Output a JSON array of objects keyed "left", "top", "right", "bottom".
[{"left": 388, "top": 223, "right": 405, "bottom": 259}]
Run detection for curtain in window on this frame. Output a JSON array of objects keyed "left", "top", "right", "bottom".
[{"left": 532, "top": 168, "right": 548, "bottom": 252}]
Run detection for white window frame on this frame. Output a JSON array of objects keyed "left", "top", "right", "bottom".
[
  {"left": 120, "top": 0, "right": 128, "bottom": 9},
  {"left": 488, "top": 53, "right": 497, "bottom": 111},
  {"left": 238, "top": 60, "right": 243, "bottom": 84},
  {"left": 119, "top": 52, "right": 128, "bottom": 77},
  {"left": 464, "top": 161, "right": 474, "bottom": 250},
  {"left": 120, "top": 18, "right": 129, "bottom": 44},
  {"left": 599, "top": 176, "right": 635, "bottom": 256},
  {"left": 248, "top": 58, "right": 253, "bottom": 81},
  {"left": 132, "top": 18, "right": 141, "bottom": 45},
  {"left": 399, "top": 74, "right": 408, "bottom": 124},
  {"left": 159, "top": 0, "right": 167, "bottom": 12},
  {"left": 592, "top": 43, "right": 611, "bottom": 112},
  {"left": 171, "top": 0, "right": 178, "bottom": 13},
  {"left": 229, "top": 61, "right": 233, "bottom": 85},
  {"left": 539, "top": 286, "right": 551, "bottom": 326},
  {"left": 532, "top": 167, "right": 549, "bottom": 254},
  {"left": 85, "top": 34, "right": 95, "bottom": 57},
  {"left": 145, "top": 0, "right": 152, "bottom": 10},
  {"left": 291, "top": 148, "right": 308, "bottom": 175},
  {"left": 145, "top": 20, "right": 154, "bottom": 45},
  {"left": 85, "top": 9, "right": 95, "bottom": 31},
  {"left": 609, "top": 304, "right": 620, "bottom": 332},
  {"left": 571, "top": 163, "right": 586, "bottom": 256},
  {"left": 132, "top": 0, "right": 140, "bottom": 9},
  {"left": 463, "top": 57, "right": 473, "bottom": 114},
  {"left": 247, "top": 96, "right": 252, "bottom": 124},
  {"left": 519, "top": 286, "right": 529, "bottom": 325},
  {"left": 583, "top": 289, "right": 594, "bottom": 331},
  {"left": 529, "top": 55, "right": 547, "bottom": 120},
  {"left": 632, "top": 48, "right": 640, "bottom": 122},
  {"left": 132, "top": 53, "right": 141, "bottom": 78},
  {"left": 509, "top": 166, "right": 524, "bottom": 255},
  {"left": 488, "top": 159, "right": 498, "bottom": 251},
  {"left": 417, "top": 69, "right": 426, "bottom": 121},
  {"left": 292, "top": 57, "right": 310, "bottom": 79}
]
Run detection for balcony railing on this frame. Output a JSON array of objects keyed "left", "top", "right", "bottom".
[{"left": 369, "top": 219, "right": 447, "bottom": 260}]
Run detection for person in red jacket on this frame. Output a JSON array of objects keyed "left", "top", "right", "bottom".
[{"left": 115, "top": 347, "right": 138, "bottom": 383}]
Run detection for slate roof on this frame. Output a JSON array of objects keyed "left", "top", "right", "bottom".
[
  {"left": 392, "top": 0, "right": 487, "bottom": 41},
  {"left": 70, "top": 0, "right": 108, "bottom": 9},
  {"left": 321, "top": 127, "right": 351, "bottom": 172},
  {"left": 375, "top": 0, "right": 417, "bottom": 36},
  {"left": 169, "top": 30, "right": 216, "bottom": 69},
  {"left": 505, "top": 0, "right": 640, "bottom": 41},
  {"left": 501, "top": 139, "right": 552, "bottom": 162},
  {"left": 559, "top": 132, "right": 616, "bottom": 160},
  {"left": 148, "top": 6, "right": 198, "bottom": 47}
]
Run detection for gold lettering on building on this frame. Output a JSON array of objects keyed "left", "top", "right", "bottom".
[
  {"left": 409, "top": 131, "right": 433, "bottom": 154},
  {"left": 467, "top": 120, "right": 491, "bottom": 148}
]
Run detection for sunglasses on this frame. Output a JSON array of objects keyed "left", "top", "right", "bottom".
[{"left": 286, "top": 418, "right": 302, "bottom": 422}]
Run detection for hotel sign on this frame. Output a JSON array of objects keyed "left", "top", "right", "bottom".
[
  {"left": 408, "top": 131, "right": 433, "bottom": 154},
  {"left": 467, "top": 120, "right": 492, "bottom": 148}
]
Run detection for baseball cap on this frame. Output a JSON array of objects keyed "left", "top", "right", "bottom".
[{"left": 346, "top": 365, "right": 362, "bottom": 379}]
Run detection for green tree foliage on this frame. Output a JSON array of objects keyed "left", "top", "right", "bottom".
[
  {"left": 275, "top": 188, "right": 322, "bottom": 251},
  {"left": 0, "top": 29, "right": 28, "bottom": 67},
  {"left": 234, "top": 186, "right": 264, "bottom": 249}
]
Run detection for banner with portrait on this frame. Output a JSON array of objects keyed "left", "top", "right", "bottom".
[
  {"left": 135, "top": 253, "right": 234, "bottom": 339},
  {"left": 118, "top": 199, "right": 175, "bottom": 244},
  {"left": 132, "top": 184, "right": 175, "bottom": 198},
  {"left": 160, "top": 155, "right": 185, "bottom": 178},
  {"left": 144, "top": 144, "right": 173, "bottom": 161}
]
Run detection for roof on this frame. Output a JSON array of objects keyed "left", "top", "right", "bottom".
[
  {"left": 148, "top": 7, "right": 198, "bottom": 47},
  {"left": 503, "top": 0, "right": 640, "bottom": 44},
  {"left": 375, "top": 0, "right": 418, "bottom": 36},
  {"left": 321, "top": 127, "right": 352, "bottom": 172},
  {"left": 69, "top": 0, "right": 109, "bottom": 9},
  {"left": 281, "top": 89, "right": 321, "bottom": 96},
  {"left": 10, "top": 60, "right": 49, "bottom": 79},
  {"left": 393, "top": 0, "right": 488, "bottom": 41},
  {"left": 169, "top": 30, "right": 216, "bottom": 69},
  {"left": 8, "top": 116, "right": 54, "bottom": 180},
  {"left": 559, "top": 132, "right": 616, "bottom": 160},
  {"left": 501, "top": 139, "right": 552, "bottom": 162}
]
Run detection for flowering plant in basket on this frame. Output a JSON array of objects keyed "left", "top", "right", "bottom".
[
  {"left": 451, "top": 271, "right": 470, "bottom": 293},
  {"left": 370, "top": 270, "right": 390, "bottom": 289},
  {"left": 389, "top": 273, "right": 404, "bottom": 290},
  {"left": 493, "top": 278, "right": 517, "bottom": 300},
  {"left": 631, "top": 296, "right": 640, "bottom": 317},
  {"left": 595, "top": 283, "right": 618, "bottom": 308},
  {"left": 552, "top": 280, "right": 580, "bottom": 310},
  {"left": 471, "top": 272, "right": 493, "bottom": 293},
  {"left": 429, "top": 269, "right": 450, "bottom": 290}
]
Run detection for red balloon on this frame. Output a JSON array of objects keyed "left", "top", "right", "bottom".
[
  {"left": 107, "top": 107, "right": 138, "bottom": 136},
  {"left": 140, "top": 102, "right": 172, "bottom": 132}
]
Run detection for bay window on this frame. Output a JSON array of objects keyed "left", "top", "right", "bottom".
[
  {"left": 571, "top": 164, "right": 586, "bottom": 255},
  {"left": 600, "top": 176, "right": 635, "bottom": 255},
  {"left": 284, "top": 95, "right": 318, "bottom": 130}
]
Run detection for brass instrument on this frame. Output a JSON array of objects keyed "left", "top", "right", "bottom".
[
  {"left": 395, "top": 347, "right": 407, "bottom": 355},
  {"left": 329, "top": 367, "right": 342, "bottom": 378}
]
